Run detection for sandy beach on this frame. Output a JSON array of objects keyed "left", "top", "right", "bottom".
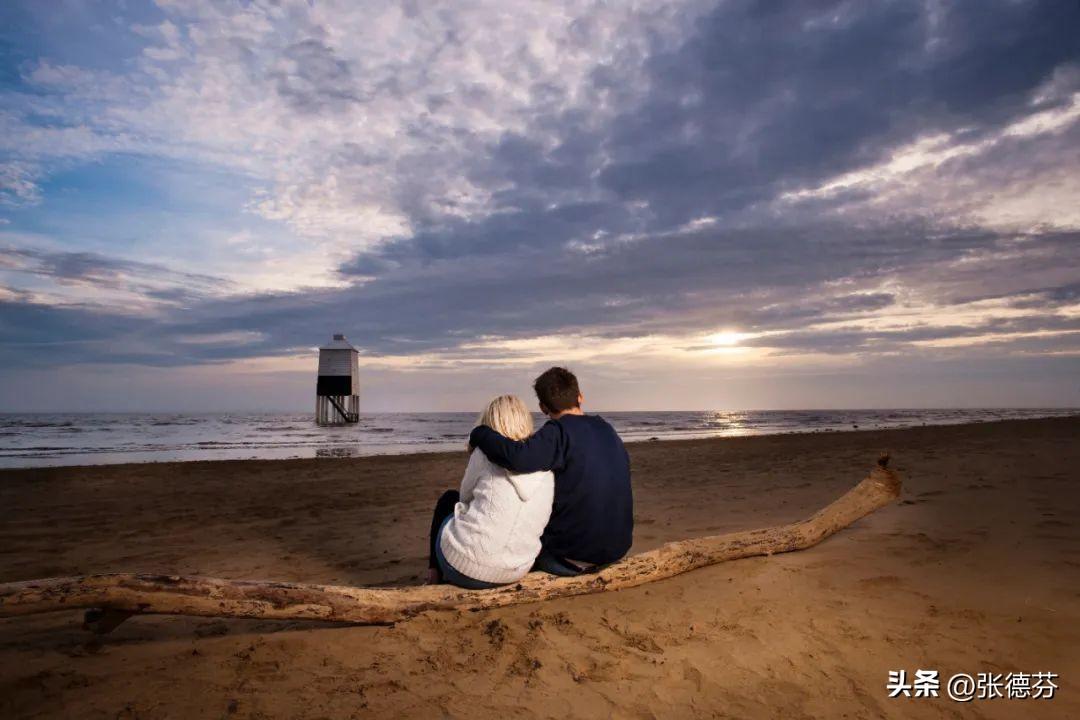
[{"left": 1, "top": 416, "right": 1077, "bottom": 719}]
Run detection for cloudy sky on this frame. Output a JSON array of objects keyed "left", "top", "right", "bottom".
[{"left": 1, "top": 0, "right": 1078, "bottom": 412}]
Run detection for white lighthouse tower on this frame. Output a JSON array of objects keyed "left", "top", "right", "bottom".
[{"left": 316, "top": 334, "right": 360, "bottom": 425}]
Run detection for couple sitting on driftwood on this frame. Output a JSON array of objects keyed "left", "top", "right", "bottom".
[{"left": 426, "top": 367, "right": 633, "bottom": 588}]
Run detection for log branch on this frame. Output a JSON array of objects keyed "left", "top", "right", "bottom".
[{"left": 0, "top": 458, "right": 901, "bottom": 627}]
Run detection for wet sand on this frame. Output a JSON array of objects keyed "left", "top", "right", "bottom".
[{"left": 1, "top": 416, "right": 1078, "bottom": 718}]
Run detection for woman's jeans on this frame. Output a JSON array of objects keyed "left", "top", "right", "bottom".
[
  {"left": 427, "top": 489, "right": 601, "bottom": 585},
  {"left": 428, "top": 489, "right": 503, "bottom": 590}
]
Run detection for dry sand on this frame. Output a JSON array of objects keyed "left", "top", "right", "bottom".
[{"left": 1, "top": 416, "right": 1078, "bottom": 719}]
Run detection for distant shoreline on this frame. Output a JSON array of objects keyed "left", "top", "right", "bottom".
[{"left": 2, "top": 412, "right": 1077, "bottom": 472}]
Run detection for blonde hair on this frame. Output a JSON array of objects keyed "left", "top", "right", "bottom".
[{"left": 477, "top": 394, "right": 534, "bottom": 441}]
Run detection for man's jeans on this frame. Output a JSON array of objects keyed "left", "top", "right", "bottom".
[{"left": 533, "top": 548, "right": 590, "bottom": 577}]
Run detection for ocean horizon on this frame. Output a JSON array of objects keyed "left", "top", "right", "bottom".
[{"left": 1, "top": 408, "right": 1076, "bottom": 469}]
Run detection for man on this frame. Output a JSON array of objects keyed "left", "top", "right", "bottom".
[{"left": 469, "top": 367, "right": 633, "bottom": 575}]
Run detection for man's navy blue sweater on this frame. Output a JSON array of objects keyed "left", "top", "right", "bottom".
[{"left": 469, "top": 414, "right": 632, "bottom": 566}]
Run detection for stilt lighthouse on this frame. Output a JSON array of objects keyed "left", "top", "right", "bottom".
[{"left": 316, "top": 334, "right": 360, "bottom": 425}]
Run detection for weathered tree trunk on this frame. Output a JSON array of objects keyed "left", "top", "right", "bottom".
[{"left": 0, "top": 457, "right": 900, "bottom": 628}]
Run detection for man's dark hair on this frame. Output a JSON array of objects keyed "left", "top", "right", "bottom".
[{"left": 533, "top": 367, "right": 581, "bottom": 413}]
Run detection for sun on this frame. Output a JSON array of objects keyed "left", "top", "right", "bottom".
[{"left": 707, "top": 331, "right": 750, "bottom": 347}]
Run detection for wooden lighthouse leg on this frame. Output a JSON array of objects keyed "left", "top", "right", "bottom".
[{"left": 0, "top": 456, "right": 901, "bottom": 628}]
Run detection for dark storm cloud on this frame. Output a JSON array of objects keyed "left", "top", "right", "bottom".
[
  {"left": 1021, "top": 283, "right": 1080, "bottom": 308},
  {"left": 0, "top": 247, "right": 226, "bottom": 297},
  {"left": 0, "top": 299, "right": 168, "bottom": 366},
  {"left": 958, "top": 281, "right": 1080, "bottom": 310},
  {"left": 598, "top": 0, "right": 1080, "bottom": 225}
]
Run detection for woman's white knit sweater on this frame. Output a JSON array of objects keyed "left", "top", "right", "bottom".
[{"left": 439, "top": 449, "right": 554, "bottom": 583}]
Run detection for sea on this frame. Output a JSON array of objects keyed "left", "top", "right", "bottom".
[{"left": 0, "top": 408, "right": 1075, "bottom": 469}]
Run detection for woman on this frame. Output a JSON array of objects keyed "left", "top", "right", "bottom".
[{"left": 427, "top": 395, "right": 554, "bottom": 588}]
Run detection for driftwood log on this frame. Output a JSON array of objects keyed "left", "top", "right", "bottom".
[{"left": 0, "top": 456, "right": 900, "bottom": 630}]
